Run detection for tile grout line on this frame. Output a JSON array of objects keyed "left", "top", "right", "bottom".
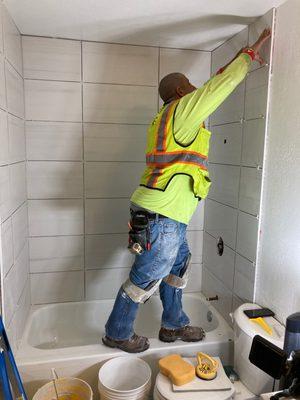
[
  {"left": 24, "top": 77, "right": 157, "bottom": 87},
  {"left": 26, "top": 120, "right": 149, "bottom": 126},
  {"left": 80, "top": 40, "right": 86, "bottom": 301},
  {"left": 21, "top": 33, "right": 211, "bottom": 53},
  {"left": 210, "top": 116, "right": 265, "bottom": 128},
  {"left": 157, "top": 47, "right": 160, "bottom": 112}
]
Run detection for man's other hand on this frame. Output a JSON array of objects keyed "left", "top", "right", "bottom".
[{"left": 252, "top": 28, "right": 272, "bottom": 65}]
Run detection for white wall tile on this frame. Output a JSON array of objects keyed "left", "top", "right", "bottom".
[
  {"left": 12, "top": 202, "right": 28, "bottom": 261},
  {"left": 85, "top": 198, "right": 129, "bottom": 234},
  {"left": 0, "top": 165, "right": 10, "bottom": 220},
  {"left": 1, "top": 217, "right": 13, "bottom": 276},
  {"left": 25, "top": 80, "right": 82, "bottom": 122},
  {"left": 2, "top": 6, "right": 22, "bottom": 75},
  {"left": 14, "top": 279, "right": 31, "bottom": 346},
  {"left": 234, "top": 253, "right": 255, "bottom": 302},
  {"left": 85, "top": 234, "right": 133, "bottom": 270},
  {"left": 26, "top": 121, "right": 83, "bottom": 161},
  {"left": 3, "top": 261, "right": 17, "bottom": 324},
  {"left": 249, "top": 9, "right": 274, "bottom": 72},
  {"left": 5, "top": 61, "right": 24, "bottom": 118},
  {"left": 83, "top": 42, "right": 158, "bottom": 85},
  {"left": 0, "top": 109, "right": 9, "bottom": 165},
  {"left": 0, "top": 53, "right": 6, "bottom": 110},
  {"left": 210, "top": 82, "right": 245, "bottom": 126},
  {"left": 29, "top": 236, "right": 84, "bottom": 273},
  {"left": 186, "top": 230, "right": 203, "bottom": 264},
  {"left": 27, "top": 161, "right": 83, "bottom": 199},
  {"left": 6, "top": 314, "right": 17, "bottom": 353},
  {"left": 0, "top": 5, "right": 4, "bottom": 54},
  {"left": 204, "top": 199, "right": 237, "bottom": 249},
  {"left": 3, "top": 244, "right": 29, "bottom": 326},
  {"left": 160, "top": 48, "right": 211, "bottom": 88},
  {"left": 85, "top": 267, "right": 130, "bottom": 300},
  {"left": 209, "top": 122, "right": 242, "bottom": 165},
  {"left": 23, "top": 36, "right": 81, "bottom": 81},
  {"left": 232, "top": 295, "right": 244, "bottom": 313},
  {"left": 239, "top": 167, "right": 262, "bottom": 216},
  {"left": 208, "top": 164, "right": 240, "bottom": 208},
  {"left": 236, "top": 211, "right": 258, "bottom": 262},
  {"left": 28, "top": 199, "right": 84, "bottom": 236},
  {"left": 31, "top": 270, "right": 84, "bottom": 304},
  {"left": 189, "top": 201, "right": 204, "bottom": 231},
  {"left": 185, "top": 263, "right": 202, "bottom": 293},
  {"left": 8, "top": 114, "right": 25, "bottom": 163},
  {"left": 85, "top": 162, "right": 143, "bottom": 198},
  {"left": 83, "top": 83, "right": 157, "bottom": 124},
  {"left": 15, "top": 243, "right": 29, "bottom": 304},
  {"left": 84, "top": 123, "right": 147, "bottom": 162},
  {"left": 202, "top": 266, "right": 232, "bottom": 325},
  {"left": 212, "top": 28, "right": 248, "bottom": 74},
  {"left": 244, "top": 66, "right": 269, "bottom": 120},
  {"left": 241, "top": 118, "right": 266, "bottom": 167},
  {"left": 9, "top": 162, "right": 26, "bottom": 213},
  {"left": 203, "top": 232, "right": 235, "bottom": 290}
]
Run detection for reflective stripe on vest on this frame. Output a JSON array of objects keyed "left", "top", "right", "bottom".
[
  {"left": 156, "top": 102, "right": 175, "bottom": 151},
  {"left": 147, "top": 167, "right": 162, "bottom": 186},
  {"left": 146, "top": 151, "right": 208, "bottom": 170}
]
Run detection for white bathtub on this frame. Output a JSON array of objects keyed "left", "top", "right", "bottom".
[{"left": 16, "top": 293, "right": 233, "bottom": 399}]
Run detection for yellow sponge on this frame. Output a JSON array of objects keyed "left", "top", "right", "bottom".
[{"left": 158, "top": 354, "right": 195, "bottom": 386}]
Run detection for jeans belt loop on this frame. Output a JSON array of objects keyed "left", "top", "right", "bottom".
[{"left": 155, "top": 213, "right": 159, "bottom": 222}]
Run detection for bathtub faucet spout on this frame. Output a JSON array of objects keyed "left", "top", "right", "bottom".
[{"left": 206, "top": 295, "right": 219, "bottom": 302}]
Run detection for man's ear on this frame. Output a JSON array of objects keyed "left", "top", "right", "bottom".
[{"left": 175, "top": 86, "right": 185, "bottom": 98}]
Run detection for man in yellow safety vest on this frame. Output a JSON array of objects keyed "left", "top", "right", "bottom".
[{"left": 103, "top": 28, "right": 271, "bottom": 353}]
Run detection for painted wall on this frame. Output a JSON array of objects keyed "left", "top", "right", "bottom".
[
  {"left": 202, "top": 10, "right": 274, "bottom": 324},
  {"left": 0, "top": 3, "right": 30, "bottom": 351},
  {"left": 255, "top": 0, "right": 300, "bottom": 324},
  {"left": 23, "top": 37, "right": 210, "bottom": 304}
]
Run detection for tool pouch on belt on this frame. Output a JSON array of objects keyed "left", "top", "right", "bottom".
[{"left": 128, "top": 211, "right": 151, "bottom": 255}]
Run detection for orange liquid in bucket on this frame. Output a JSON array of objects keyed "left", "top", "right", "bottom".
[{"left": 53, "top": 395, "right": 82, "bottom": 400}]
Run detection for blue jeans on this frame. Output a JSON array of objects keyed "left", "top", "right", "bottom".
[{"left": 105, "top": 216, "right": 191, "bottom": 340}]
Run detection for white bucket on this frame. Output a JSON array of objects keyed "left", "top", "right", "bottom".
[
  {"left": 98, "top": 357, "right": 151, "bottom": 400},
  {"left": 33, "top": 377, "right": 93, "bottom": 400}
]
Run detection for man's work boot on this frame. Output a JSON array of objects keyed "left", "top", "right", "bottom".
[
  {"left": 102, "top": 333, "right": 150, "bottom": 353},
  {"left": 159, "top": 325, "right": 205, "bottom": 343}
]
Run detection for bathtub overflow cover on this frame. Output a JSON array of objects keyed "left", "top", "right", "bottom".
[{"left": 207, "top": 310, "right": 213, "bottom": 323}]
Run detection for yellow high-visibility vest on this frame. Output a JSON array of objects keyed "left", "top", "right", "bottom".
[{"left": 140, "top": 99, "right": 212, "bottom": 199}]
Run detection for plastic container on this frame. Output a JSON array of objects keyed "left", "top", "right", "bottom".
[
  {"left": 33, "top": 377, "right": 93, "bottom": 400},
  {"left": 98, "top": 357, "right": 151, "bottom": 400},
  {"left": 284, "top": 312, "right": 300, "bottom": 355}
]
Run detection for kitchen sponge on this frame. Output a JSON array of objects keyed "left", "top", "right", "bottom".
[{"left": 158, "top": 354, "right": 195, "bottom": 386}]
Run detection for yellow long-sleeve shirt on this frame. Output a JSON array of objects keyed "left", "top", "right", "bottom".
[{"left": 131, "top": 53, "right": 252, "bottom": 224}]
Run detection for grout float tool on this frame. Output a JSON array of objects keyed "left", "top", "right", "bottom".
[{"left": 250, "top": 317, "right": 273, "bottom": 335}]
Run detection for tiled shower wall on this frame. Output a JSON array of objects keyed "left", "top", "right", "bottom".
[
  {"left": 202, "top": 10, "right": 274, "bottom": 324},
  {"left": 23, "top": 37, "right": 211, "bottom": 304},
  {"left": 0, "top": 3, "right": 30, "bottom": 350}
]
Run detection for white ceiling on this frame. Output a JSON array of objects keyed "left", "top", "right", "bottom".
[{"left": 4, "top": 0, "right": 287, "bottom": 50}]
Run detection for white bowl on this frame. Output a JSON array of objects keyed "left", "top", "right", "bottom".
[{"left": 98, "top": 357, "right": 152, "bottom": 396}]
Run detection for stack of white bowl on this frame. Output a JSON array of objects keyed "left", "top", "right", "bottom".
[{"left": 98, "top": 356, "right": 152, "bottom": 400}]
